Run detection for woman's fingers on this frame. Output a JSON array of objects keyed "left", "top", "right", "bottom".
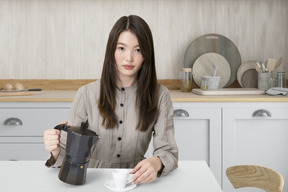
[{"left": 131, "top": 157, "right": 162, "bottom": 184}]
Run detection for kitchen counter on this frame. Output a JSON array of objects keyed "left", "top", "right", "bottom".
[
  {"left": 0, "top": 89, "right": 288, "bottom": 102},
  {"left": 0, "top": 161, "right": 222, "bottom": 192}
]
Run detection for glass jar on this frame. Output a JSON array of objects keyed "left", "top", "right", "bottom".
[
  {"left": 277, "top": 72, "right": 287, "bottom": 88},
  {"left": 180, "top": 68, "right": 192, "bottom": 92}
]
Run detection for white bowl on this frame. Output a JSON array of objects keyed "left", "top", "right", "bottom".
[{"left": 201, "top": 76, "right": 221, "bottom": 90}]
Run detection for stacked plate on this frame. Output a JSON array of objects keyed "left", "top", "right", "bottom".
[{"left": 184, "top": 34, "right": 241, "bottom": 88}]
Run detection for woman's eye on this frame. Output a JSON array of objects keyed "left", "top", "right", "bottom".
[
  {"left": 118, "top": 47, "right": 125, "bottom": 51},
  {"left": 135, "top": 49, "right": 141, "bottom": 53}
]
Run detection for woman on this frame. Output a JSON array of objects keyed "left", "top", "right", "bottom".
[{"left": 43, "top": 15, "right": 178, "bottom": 184}]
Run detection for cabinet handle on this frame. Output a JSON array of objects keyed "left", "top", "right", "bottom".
[
  {"left": 174, "top": 109, "right": 189, "bottom": 117},
  {"left": 4, "top": 118, "right": 23, "bottom": 125},
  {"left": 252, "top": 109, "right": 272, "bottom": 117}
]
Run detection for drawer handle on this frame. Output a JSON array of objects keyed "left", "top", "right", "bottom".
[
  {"left": 252, "top": 109, "right": 272, "bottom": 117},
  {"left": 174, "top": 109, "right": 189, "bottom": 117},
  {"left": 4, "top": 118, "right": 23, "bottom": 125}
]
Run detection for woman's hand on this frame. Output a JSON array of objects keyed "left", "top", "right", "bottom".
[
  {"left": 43, "top": 121, "right": 67, "bottom": 160},
  {"left": 130, "top": 156, "right": 163, "bottom": 184}
]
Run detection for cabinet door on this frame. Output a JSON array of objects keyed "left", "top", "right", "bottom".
[
  {"left": 0, "top": 137, "right": 49, "bottom": 160},
  {"left": 223, "top": 106, "right": 288, "bottom": 192},
  {"left": 0, "top": 103, "right": 71, "bottom": 160},
  {"left": 173, "top": 106, "right": 221, "bottom": 184}
]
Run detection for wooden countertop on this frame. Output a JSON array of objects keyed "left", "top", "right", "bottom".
[{"left": 0, "top": 90, "right": 288, "bottom": 102}]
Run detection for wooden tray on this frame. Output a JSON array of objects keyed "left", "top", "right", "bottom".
[
  {"left": 0, "top": 91, "right": 33, "bottom": 97},
  {"left": 192, "top": 88, "right": 265, "bottom": 96}
]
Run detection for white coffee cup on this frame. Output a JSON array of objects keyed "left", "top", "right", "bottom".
[{"left": 112, "top": 169, "right": 130, "bottom": 189}]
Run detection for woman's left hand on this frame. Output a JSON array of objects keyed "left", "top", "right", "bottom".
[{"left": 130, "top": 156, "right": 163, "bottom": 184}]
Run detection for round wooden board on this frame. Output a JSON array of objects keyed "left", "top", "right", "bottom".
[
  {"left": 193, "top": 53, "right": 231, "bottom": 88},
  {"left": 237, "top": 61, "right": 259, "bottom": 88},
  {"left": 184, "top": 33, "right": 241, "bottom": 87}
]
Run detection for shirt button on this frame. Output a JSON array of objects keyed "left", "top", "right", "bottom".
[
  {"left": 119, "top": 120, "right": 123, "bottom": 124},
  {"left": 121, "top": 87, "right": 125, "bottom": 91},
  {"left": 120, "top": 103, "right": 124, "bottom": 107},
  {"left": 117, "top": 154, "right": 121, "bottom": 158},
  {"left": 118, "top": 137, "right": 122, "bottom": 141}
]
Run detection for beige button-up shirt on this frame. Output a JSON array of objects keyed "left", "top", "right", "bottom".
[{"left": 50, "top": 80, "right": 178, "bottom": 176}]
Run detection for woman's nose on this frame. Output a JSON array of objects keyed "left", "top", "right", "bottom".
[{"left": 125, "top": 51, "right": 134, "bottom": 62}]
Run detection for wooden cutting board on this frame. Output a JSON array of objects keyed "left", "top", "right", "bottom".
[
  {"left": 0, "top": 91, "right": 33, "bottom": 97},
  {"left": 237, "top": 61, "right": 259, "bottom": 88},
  {"left": 193, "top": 52, "right": 231, "bottom": 88},
  {"left": 192, "top": 88, "right": 265, "bottom": 96},
  {"left": 184, "top": 34, "right": 241, "bottom": 87}
]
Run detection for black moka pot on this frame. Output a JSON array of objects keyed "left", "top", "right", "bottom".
[{"left": 54, "top": 122, "right": 99, "bottom": 185}]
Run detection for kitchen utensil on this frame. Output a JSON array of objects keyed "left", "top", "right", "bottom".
[
  {"left": 266, "top": 58, "right": 276, "bottom": 72},
  {"left": 192, "top": 88, "right": 265, "bottom": 96},
  {"left": 0, "top": 88, "right": 42, "bottom": 93},
  {"left": 258, "top": 72, "right": 272, "bottom": 90},
  {"left": 213, "top": 65, "right": 218, "bottom": 77},
  {"left": 274, "top": 57, "right": 282, "bottom": 70},
  {"left": 237, "top": 61, "right": 259, "bottom": 88},
  {"left": 54, "top": 122, "right": 100, "bottom": 185},
  {"left": 184, "top": 33, "right": 241, "bottom": 87},
  {"left": 261, "top": 62, "right": 268, "bottom": 73},
  {"left": 255, "top": 62, "right": 262, "bottom": 73},
  {"left": 192, "top": 52, "right": 230, "bottom": 88}
]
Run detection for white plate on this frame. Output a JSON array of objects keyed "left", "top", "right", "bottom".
[
  {"left": 105, "top": 180, "right": 137, "bottom": 192},
  {"left": 193, "top": 52, "right": 231, "bottom": 88}
]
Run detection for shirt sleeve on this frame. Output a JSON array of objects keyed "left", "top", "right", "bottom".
[
  {"left": 45, "top": 86, "right": 88, "bottom": 168},
  {"left": 152, "top": 86, "right": 179, "bottom": 176}
]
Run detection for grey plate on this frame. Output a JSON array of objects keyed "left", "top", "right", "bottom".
[
  {"left": 237, "top": 61, "right": 259, "bottom": 88},
  {"left": 184, "top": 34, "right": 241, "bottom": 87}
]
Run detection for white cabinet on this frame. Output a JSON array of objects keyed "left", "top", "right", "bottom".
[
  {"left": 0, "top": 102, "right": 71, "bottom": 161},
  {"left": 2, "top": 99, "right": 288, "bottom": 192},
  {"left": 222, "top": 103, "right": 288, "bottom": 192},
  {"left": 160, "top": 102, "right": 288, "bottom": 192},
  {"left": 145, "top": 103, "right": 222, "bottom": 184},
  {"left": 172, "top": 103, "right": 222, "bottom": 184}
]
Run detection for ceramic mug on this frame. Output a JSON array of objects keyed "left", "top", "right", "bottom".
[{"left": 112, "top": 169, "right": 130, "bottom": 189}]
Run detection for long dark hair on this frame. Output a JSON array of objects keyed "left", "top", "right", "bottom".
[{"left": 98, "top": 15, "right": 159, "bottom": 131}]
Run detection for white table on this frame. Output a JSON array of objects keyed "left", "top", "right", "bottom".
[{"left": 0, "top": 161, "right": 222, "bottom": 192}]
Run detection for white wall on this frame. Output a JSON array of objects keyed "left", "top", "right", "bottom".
[{"left": 0, "top": 0, "right": 287, "bottom": 79}]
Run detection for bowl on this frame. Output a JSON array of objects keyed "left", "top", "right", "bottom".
[{"left": 201, "top": 76, "right": 221, "bottom": 90}]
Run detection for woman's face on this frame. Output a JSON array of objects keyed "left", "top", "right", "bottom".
[{"left": 114, "top": 30, "right": 144, "bottom": 84}]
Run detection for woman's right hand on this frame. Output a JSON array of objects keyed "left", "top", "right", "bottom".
[{"left": 43, "top": 121, "right": 67, "bottom": 160}]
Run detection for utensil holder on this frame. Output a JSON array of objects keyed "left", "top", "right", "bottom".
[{"left": 258, "top": 73, "right": 272, "bottom": 90}]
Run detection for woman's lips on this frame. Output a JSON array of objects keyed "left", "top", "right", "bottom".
[{"left": 123, "top": 65, "right": 134, "bottom": 70}]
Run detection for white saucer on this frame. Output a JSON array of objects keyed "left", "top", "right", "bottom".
[{"left": 105, "top": 180, "right": 137, "bottom": 191}]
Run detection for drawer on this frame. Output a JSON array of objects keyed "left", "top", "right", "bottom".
[
  {"left": 0, "top": 143, "right": 49, "bottom": 160},
  {"left": 0, "top": 108, "right": 70, "bottom": 136},
  {"left": 223, "top": 107, "right": 288, "bottom": 119}
]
